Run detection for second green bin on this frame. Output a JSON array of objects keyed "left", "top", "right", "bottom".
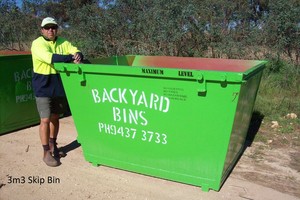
[
  {"left": 0, "top": 54, "right": 39, "bottom": 134},
  {"left": 55, "top": 55, "right": 266, "bottom": 191}
]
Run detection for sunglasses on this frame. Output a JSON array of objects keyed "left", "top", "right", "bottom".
[{"left": 43, "top": 26, "right": 58, "bottom": 30}]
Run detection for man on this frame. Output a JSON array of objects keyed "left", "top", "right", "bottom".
[{"left": 31, "top": 17, "right": 83, "bottom": 167}]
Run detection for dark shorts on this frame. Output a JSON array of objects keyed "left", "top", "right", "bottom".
[{"left": 35, "top": 97, "right": 68, "bottom": 118}]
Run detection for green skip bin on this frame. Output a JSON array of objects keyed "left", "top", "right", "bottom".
[
  {"left": 54, "top": 55, "right": 267, "bottom": 192},
  {"left": 0, "top": 54, "right": 39, "bottom": 134}
]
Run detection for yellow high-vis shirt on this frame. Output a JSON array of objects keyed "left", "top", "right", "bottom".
[
  {"left": 31, "top": 36, "right": 80, "bottom": 75},
  {"left": 31, "top": 36, "right": 81, "bottom": 97}
]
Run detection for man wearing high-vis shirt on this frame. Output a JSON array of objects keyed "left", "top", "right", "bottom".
[{"left": 31, "top": 17, "right": 83, "bottom": 167}]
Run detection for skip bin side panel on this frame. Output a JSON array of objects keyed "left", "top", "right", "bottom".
[
  {"left": 0, "top": 55, "right": 39, "bottom": 134},
  {"left": 58, "top": 65, "right": 240, "bottom": 191},
  {"left": 221, "top": 69, "right": 264, "bottom": 183}
]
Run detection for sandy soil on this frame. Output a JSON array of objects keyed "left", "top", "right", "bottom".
[{"left": 0, "top": 116, "right": 299, "bottom": 200}]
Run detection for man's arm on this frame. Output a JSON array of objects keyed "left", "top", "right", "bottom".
[
  {"left": 51, "top": 54, "right": 74, "bottom": 63},
  {"left": 51, "top": 52, "right": 83, "bottom": 63}
]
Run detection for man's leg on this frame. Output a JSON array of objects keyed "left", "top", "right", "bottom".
[
  {"left": 39, "top": 117, "right": 59, "bottom": 167},
  {"left": 49, "top": 97, "right": 68, "bottom": 158},
  {"left": 49, "top": 114, "right": 60, "bottom": 157},
  {"left": 50, "top": 114, "right": 59, "bottom": 139},
  {"left": 39, "top": 117, "right": 50, "bottom": 149},
  {"left": 36, "top": 97, "right": 59, "bottom": 167}
]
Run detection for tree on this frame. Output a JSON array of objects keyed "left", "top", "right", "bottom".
[
  {"left": 0, "top": 0, "right": 299, "bottom": 65},
  {"left": 264, "top": 0, "right": 300, "bottom": 66}
]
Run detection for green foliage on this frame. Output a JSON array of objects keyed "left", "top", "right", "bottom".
[
  {"left": 255, "top": 60, "right": 300, "bottom": 119},
  {"left": 263, "top": 0, "right": 300, "bottom": 64},
  {"left": 0, "top": 0, "right": 45, "bottom": 50},
  {"left": 64, "top": 3, "right": 106, "bottom": 57}
]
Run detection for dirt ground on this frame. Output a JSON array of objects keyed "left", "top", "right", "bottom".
[{"left": 0, "top": 116, "right": 299, "bottom": 200}]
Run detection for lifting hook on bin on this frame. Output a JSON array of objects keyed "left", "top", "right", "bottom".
[
  {"left": 75, "top": 65, "right": 86, "bottom": 86},
  {"left": 220, "top": 74, "right": 227, "bottom": 88},
  {"left": 197, "top": 73, "right": 228, "bottom": 96},
  {"left": 197, "top": 74, "right": 207, "bottom": 96},
  {"left": 58, "top": 65, "right": 86, "bottom": 86}
]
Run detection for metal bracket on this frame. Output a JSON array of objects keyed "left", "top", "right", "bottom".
[
  {"left": 197, "top": 74, "right": 207, "bottom": 96},
  {"left": 220, "top": 73, "right": 227, "bottom": 88},
  {"left": 75, "top": 65, "right": 86, "bottom": 86},
  {"left": 59, "top": 65, "right": 86, "bottom": 86},
  {"left": 55, "top": 65, "right": 66, "bottom": 72}
]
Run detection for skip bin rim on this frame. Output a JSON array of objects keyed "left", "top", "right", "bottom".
[{"left": 55, "top": 62, "right": 265, "bottom": 84}]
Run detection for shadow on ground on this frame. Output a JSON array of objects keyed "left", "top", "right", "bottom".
[
  {"left": 61, "top": 140, "right": 81, "bottom": 155},
  {"left": 245, "top": 111, "right": 265, "bottom": 147}
]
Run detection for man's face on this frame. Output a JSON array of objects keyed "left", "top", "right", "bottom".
[{"left": 41, "top": 24, "right": 58, "bottom": 41}]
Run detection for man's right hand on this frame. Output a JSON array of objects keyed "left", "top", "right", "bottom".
[{"left": 73, "top": 52, "right": 83, "bottom": 63}]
